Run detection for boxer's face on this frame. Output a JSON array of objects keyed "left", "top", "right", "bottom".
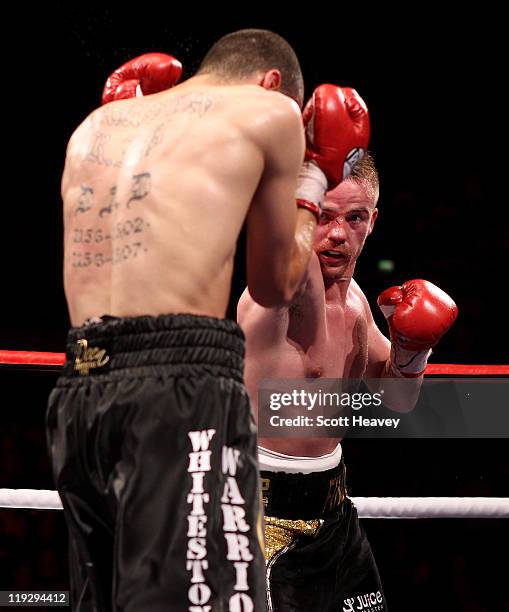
[{"left": 314, "top": 180, "right": 378, "bottom": 282}]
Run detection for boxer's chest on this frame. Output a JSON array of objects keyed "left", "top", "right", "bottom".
[{"left": 287, "top": 301, "right": 368, "bottom": 379}]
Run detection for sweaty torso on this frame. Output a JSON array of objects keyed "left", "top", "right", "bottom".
[
  {"left": 62, "top": 83, "right": 278, "bottom": 325},
  {"left": 240, "top": 254, "right": 369, "bottom": 456}
]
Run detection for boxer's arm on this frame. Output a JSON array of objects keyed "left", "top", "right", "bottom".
[
  {"left": 237, "top": 287, "right": 256, "bottom": 324},
  {"left": 238, "top": 253, "right": 318, "bottom": 328},
  {"left": 238, "top": 251, "right": 322, "bottom": 348},
  {"left": 237, "top": 287, "right": 289, "bottom": 338},
  {"left": 357, "top": 283, "right": 423, "bottom": 412},
  {"left": 246, "top": 99, "right": 315, "bottom": 307}
]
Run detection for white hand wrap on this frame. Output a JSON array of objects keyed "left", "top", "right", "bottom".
[
  {"left": 295, "top": 161, "right": 328, "bottom": 210},
  {"left": 390, "top": 345, "right": 432, "bottom": 377}
]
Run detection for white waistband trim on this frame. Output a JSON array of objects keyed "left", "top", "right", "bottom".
[{"left": 257, "top": 443, "right": 342, "bottom": 474}]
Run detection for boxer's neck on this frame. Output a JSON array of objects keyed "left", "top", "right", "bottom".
[
  {"left": 182, "top": 73, "right": 261, "bottom": 89},
  {"left": 324, "top": 275, "right": 352, "bottom": 305}
]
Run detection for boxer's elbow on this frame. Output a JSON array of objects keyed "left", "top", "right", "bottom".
[
  {"left": 248, "top": 267, "right": 296, "bottom": 307},
  {"left": 248, "top": 282, "right": 293, "bottom": 309}
]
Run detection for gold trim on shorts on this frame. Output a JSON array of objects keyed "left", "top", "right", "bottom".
[{"left": 264, "top": 516, "right": 323, "bottom": 562}]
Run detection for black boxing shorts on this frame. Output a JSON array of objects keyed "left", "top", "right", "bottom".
[
  {"left": 46, "top": 314, "right": 265, "bottom": 612},
  {"left": 259, "top": 446, "right": 387, "bottom": 612}
]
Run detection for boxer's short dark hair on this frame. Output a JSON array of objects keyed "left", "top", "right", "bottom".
[{"left": 197, "top": 29, "right": 304, "bottom": 105}]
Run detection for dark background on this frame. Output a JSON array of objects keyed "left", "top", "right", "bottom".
[{"left": 1, "top": 5, "right": 508, "bottom": 611}]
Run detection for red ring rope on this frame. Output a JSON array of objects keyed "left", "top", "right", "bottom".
[
  {"left": 0, "top": 350, "right": 65, "bottom": 366},
  {"left": 0, "top": 350, "right": 508, "bottom": 375}
]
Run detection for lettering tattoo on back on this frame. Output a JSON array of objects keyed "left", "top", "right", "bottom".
[
  {"left": 100, "top": 100, "right": 168, "bottom": 128},
  {"left": 76, "top": 186, "right": 94, "bottom": 214},
  {"left": 145, "top": 124, "right": 164, "bottom": 157},
  {"left": 73, "top": 174, "right": 151, "bottom": 217},
  {"left": 85, "top": 132, "right": 131, "bottom": 168},
  {"left": 99, "top": 186, "right": 120, "bottom": 217},
  {"left": 127, "top": 173, "right": 151, "bottom": 208},
  {"left": 100, "top": 92, "right": 217, "bottom": 128},
  {"left": 70, "top": 215, "right": 149, "bottom": 269},
  {"left": 85, "top": 92, "right": 219, "bottom": 168},
  {"left": 85, "top": 133, "right": 111, "bottom": 167},
  {"left": 70, "top": 173, "right": 152, "bottom": 269},
  {"left": 170, "top": 92, "right": 215, "bottom": 118}
]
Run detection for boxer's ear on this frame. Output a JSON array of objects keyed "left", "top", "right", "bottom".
[
  {"left": 368, "top": 208, "right": 378, "bottom": 236},
  {"left": 259, "top": 69, "right": 282, "bottom": 92}
]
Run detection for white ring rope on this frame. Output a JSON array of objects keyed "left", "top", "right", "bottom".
[
  {"left": 351, "top": 496, "right": 509, "bottom": 518},
  {"left": 1, "top": 489, "right": 63, "bottom": 510},
  {"left": 1, "top": 489, "right": 508, "bottom": 518}
]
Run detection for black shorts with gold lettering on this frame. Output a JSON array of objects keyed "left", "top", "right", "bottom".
[
  {"left": 47, "top": 314, "right": 265, "bottom": 612},
  {"left": 261, "top": 459, "right": 387, "bottom": 612}
]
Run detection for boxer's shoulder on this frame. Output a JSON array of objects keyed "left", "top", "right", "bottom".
[{"left": 224, "top": 85, "right": 301, "bottom": 137}]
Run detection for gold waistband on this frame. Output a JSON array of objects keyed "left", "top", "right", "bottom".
[{"left": 264, "top": 516, "right": 323, "bottom": 563}]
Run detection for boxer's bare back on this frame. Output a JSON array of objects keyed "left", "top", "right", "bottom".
[{"left": 62, "top": 78, "right": 303, "bottom": 325}]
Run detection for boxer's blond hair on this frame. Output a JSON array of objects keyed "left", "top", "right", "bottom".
[
  {"left": 347, "top": 153, "right": 379, "bottom": 206},
  {"left": 197, "top": 29, "right": 304, "bottom": 106}
]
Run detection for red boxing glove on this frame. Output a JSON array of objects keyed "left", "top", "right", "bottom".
[
  {"left": 304, "top": 84, "right": 370, "bottom": 185},
  {"left": 101, "top": 52, "right": 183, "bottom": 105},
  {"left": 296, "top": 84, "right": 370, "bottom": 220},
  {"left": 377, "top": 279, "right": 458, "bottom": 377}
]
